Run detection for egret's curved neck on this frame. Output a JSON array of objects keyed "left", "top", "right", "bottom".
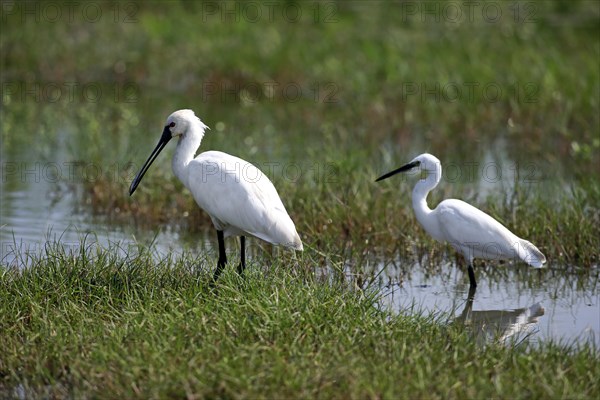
[
  {"left": 412, "top": 162, "right": 442, "bottom": 234},
  {"left": 172, "top": 122, "right": 206, "bottom": 187}
]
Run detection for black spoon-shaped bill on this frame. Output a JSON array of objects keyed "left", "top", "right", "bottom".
[
  {"left": 375, "top": 160, "right": 420, "bottom": 182},
  {"left": 129, "top": 126, "right": 173, "bottom": 196}
]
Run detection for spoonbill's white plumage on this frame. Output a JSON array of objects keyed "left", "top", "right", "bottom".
[
  {"left": 375, "top": 153, "right": 545, "bottom": 288},
  {"left": 130, "top": 109, "right": 302, "bottom": 280}
]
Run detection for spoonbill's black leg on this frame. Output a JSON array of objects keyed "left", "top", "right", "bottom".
[
  {"left": 212, "top": 230, "right": 227, "bottom": 282},
  {"left": 237, "top": 236, "right": 246, "bottom": 275},
  {"left": 467, "top": 263, "right": 477, "bottom": 289}
]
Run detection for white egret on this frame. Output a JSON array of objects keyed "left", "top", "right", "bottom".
[
  {"left": 129, "top": 109, "right": 303, "bottom": 281},
  {"left": 375, "top": 153, "right": 545, "bottom": 288}
]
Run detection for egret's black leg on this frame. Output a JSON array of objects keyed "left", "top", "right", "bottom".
[
  {"left": 455, "top": 284, "right": 478, "bottom": 328},
  {"left": 237, "top": 236, "right": 246, "bottom": 275},
  {"left": 467, "top": 283, "right": 477, "bottom": 301},
  {"left": 467, "top": 263, "right": 477, "bottom": 289},
  {"left": 457, "top": 285, "right": 477, "bottom": 323},
  {"left": 212, "top": 230, "right": 227, "bottom": 282}
]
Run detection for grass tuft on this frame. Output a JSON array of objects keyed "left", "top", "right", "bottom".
[{"left": 1, "top": 242, "right": 598, "bottom": 398}]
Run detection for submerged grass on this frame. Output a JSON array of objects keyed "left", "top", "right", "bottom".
[
  {"left": 77, "top": 152, "right": 600, "bottom": 268},
  {"left": 0, "top": 243, "right": 598, "bottom": 399}
]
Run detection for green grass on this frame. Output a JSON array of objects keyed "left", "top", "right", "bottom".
[{"left": 1, "top": 243, "right": 598, "bottom": 399}]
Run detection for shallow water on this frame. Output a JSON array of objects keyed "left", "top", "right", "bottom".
[
  {"left": 0, "top": 178, "right": 182, "bottom": 263},
  {"left": 378, "top": 263, "right": 599, "bottom": 347},
  {"left": 0, "top": 139, "right": 206, "bottom": 263}
]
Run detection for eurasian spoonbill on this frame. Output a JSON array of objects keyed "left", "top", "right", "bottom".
[{"left": 129, "top": 109, "right": 303, "bottom": 281}]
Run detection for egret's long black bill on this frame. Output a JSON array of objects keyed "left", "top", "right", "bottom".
[
  {"left": 129, "top": 126, "right": 172, "bottom": 195},
  {"left": 375, "top": 160, "right": 420, "bottom": 182}
]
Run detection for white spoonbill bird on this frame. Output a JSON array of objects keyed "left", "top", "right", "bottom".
[
  {"left": 129, "top": 109, "right": 303, "bottom": 281},
  {"left": 375, "top": 153, "right": 545, "bottom": 288}
]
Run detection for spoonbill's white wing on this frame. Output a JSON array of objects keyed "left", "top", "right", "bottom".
[{"left": 184, "top": 151, "right": 302, "bottom": 250}]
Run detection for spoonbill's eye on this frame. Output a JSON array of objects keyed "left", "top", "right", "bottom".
[{"left": 169, "top": 122, "right": 176, "bottom": 128}]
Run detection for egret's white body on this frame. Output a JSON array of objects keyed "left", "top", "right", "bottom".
[
  {"left": 376, "top": 153, "right": 546, "bottom": 288},
  {"left": 130, "top": 109, "right": 302, "bottom": 280}
]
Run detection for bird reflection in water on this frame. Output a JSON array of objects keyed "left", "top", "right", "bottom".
[{"left": 454, "top": 288, "right": 545, "bottom": 346}]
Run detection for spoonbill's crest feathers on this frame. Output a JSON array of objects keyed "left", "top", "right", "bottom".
[{"left": 165, "top": 109, "right": 209, "bottom": 138}]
